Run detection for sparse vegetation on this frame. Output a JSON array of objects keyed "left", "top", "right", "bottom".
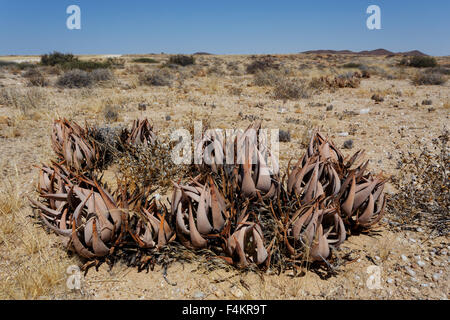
[
  {"left": 41, "top": 51, "right": 112, "bottom": 71},
  {"left": 56, "top": 69, "right": 93, "bottom": 88},
  {"left": 132, "top": 57, "right": 158, "bottom": 64},
  {"left": 273, "top": 79, "right": 310, "bottom": 100},
  {"left": 90, "top": 68, "right": 115, "bottom": 82},
  {"left": 168, "top": 54, "right": 195, "bottom": 66},
  {"left": 246, "top": 56, "right": 279, "bottom": 74},
  {"left": 23, "top": 68, "right": 48, "bottom": 87},
  {"left": 139, "top": 69, "right": 173, "bottom": 86},
  {"left": 412, "top": 72, "right": 447, "bottom": 85},
  {"left": 400, "top": 56, "right": 438, "bottom": 68}
]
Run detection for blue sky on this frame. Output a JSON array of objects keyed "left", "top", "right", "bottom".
[{"left": 0, "top": 0, "right": 448, "bottom": 56}]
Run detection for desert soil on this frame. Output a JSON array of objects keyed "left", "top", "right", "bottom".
[{"left": 0, "top": 53, "right": 448, "bottom": 299}]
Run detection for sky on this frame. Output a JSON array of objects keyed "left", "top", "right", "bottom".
[{"left": 0, "top": 0, "right": 449, "bottom": 56}]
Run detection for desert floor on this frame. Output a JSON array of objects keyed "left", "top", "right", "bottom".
[{"left": 0, "top": 53, "right": 448, "bottom": 299}]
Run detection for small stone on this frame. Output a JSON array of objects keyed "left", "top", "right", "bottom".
[
  {"left": 421, "top": 99, "right": 432, "bottom": 106},
  {"left": 428, "top": 107, "right": 435, "bottom": 112},
  {"left": 387, "top": 278, "right": 394, "bottom": 284},
  {"left": 405, "top": 267, "right": 416, "bottom": 277},
  {"left": 338, "top": 132, "right": 349, "bottom": 137},
  {"left": 421, "top": 283, "right": 429, "bottom": 287},
  {"left": 326, "top": 105, "right": 333, "bottom": 111},
  {"left": 409, "top": 238, "right": 416, "bottom": 243},
  {"left": 138, "top": 103, "right": 147, "bottom": 111},
  {"left": 230, "top": 287, "right": 243, "bottom": 298},
  {"left": 193, "top": 291, "right": 205, "bottom": 299},
  {"left": 374, "top": 256, "right": 381, "bottom": 261},
  {"left": 432, "top": 260, "right": 440, "bottom": 267},
  {"left": 359, "top": 108, "right": 370, "bottom": 115},
  {"left": 432, "top": 273, "right": 441, "bottom": 281},
  {"left": 417, "top": 260, "right": 426, "bottom": 267},
  {"left": 416, "top": 227, "right": 424, "bottom": 232},
  {"left": 165, "top": 115, "right": 171, "bottom": 121},
  {"left": 401, "top": 255, "right": 408, "bottom": 262},
  {"left": 343, "top": 139, "right": 354, "bottom": 149}
]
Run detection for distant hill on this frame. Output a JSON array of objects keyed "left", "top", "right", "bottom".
[{"left": 302, "top": 48, "right": 428, "bottom": 56}]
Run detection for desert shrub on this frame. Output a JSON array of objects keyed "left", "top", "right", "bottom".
[
  {"left": 139, "top": 69, "right": 173, "bottom": 86},
  {"left": 246, "top": 56, "right": 279, "bottom": 74},
  {"left": 41, "top": 52, "right": 76, "bottom": 66},
  {"left": 60, "top": 59, "right": 111, "bottom": 71},
  {"left": 308, "top": 77, "right": 328, "bottom": 90},
  {"left": 0, "top": 87, "right": 47, "bottom": 113},
  {"left": 412, "top": 72, "right": 447, "bottom": 85},
  {"left": 388, "top": 129, "right": 449, "bottom": 236},
  {"left": 273, "top": 79, "right": 310, "bottom": 100},
  {"left": 133, "top": 57, "right": 158, "bottom": 64},
  {"left": 25, "top": 70, "right": 48, "bottom": 87},
  {"left": 40, "top": 51, "right": 112, "bottom": 71},
  {"left": 253, "top": 69, "right": 284, "bottom": 86},
  {"left": 400, "top": 56, "right": 438, "bottom": 68},
  {"left": 56, "top": 69, "right": 93, "bottom": 88},
  {"left": 425, "top": 66, "right": 450, "bottom": 75},
  {"left": 90, "top": 68, "right": 115, "bottom": 82},
  {"left": 342, "top": 62, "right": 362, "bottom": 68},
  {"left": 103, "top": 105, "right": 119, "bottom": 122},
  {"left": 168, "top": 55, "right": 195, "bottom": 66}
]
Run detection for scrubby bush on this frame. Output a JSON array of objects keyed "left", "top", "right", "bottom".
[
  {"left": 273, "top": 79, "right": 310, "bottom": 100},
  {"left": 41, "top": 52, "right": 76, "bottom": 66},
  {"left": 90, "top": 69, "right": 115, "bottom": 82},
  {"left": 133, "top": 57, "right": 158, "bottom": 64},
  {"left": 0, "top": 87, "right": 47, "bottom": 113},
  {"left": 412, "top": 72, "right": 447, "bottom": 85},
  {"left": 56, "top": 69, "right": 93, "bottom": 88},
  {"left": 426, "top": 66, "right": 450, "bottom": 75},
  {"left": 253, "top": 69, "right": 284, "bottom": 86},
  {"left": 342, "top": 62, "right": 362, "bottom": 68},
  {"left": 168, "top": 55, "right": 195, "bottom": 66},
  {"left": 246, "top": 56, "right": 279, "bottom": 74},
  {"left": 139, "top": 69, "right": 173, "bottom": 86},
  {"left": 40, "top": 51, "right": 112, "bottom": 71},
  {"left": 60, "top": 60, "right": 111, "bottom": 71},
  {"left": 400, "top": 56, "right": 438, "bottom": 68},
  {"left": 23, "top": 69, "right": 48, "bottom": 87}
]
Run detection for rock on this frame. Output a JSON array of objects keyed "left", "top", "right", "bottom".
[
  {"left": 416, "top": 227, "right": 424, "bottom": 232},
  {"left": 432, "top": 273, "right": 441, "bottom": 281},
  {"left": 371, "top": 94, "right": 384, "bottom": 102},
  {"left": 230, "top": 286, "right": 243, "bottom": 298},
  {"left": 417, "top": 260, "right": 426, "bottom": 267},
  {"left": 338, "top": 132, "right": 349, "bottom": 137},
  {"left": 326, "top": 105, "right": 333, "bottom": 111},
  {"left": 387, "top": 278, "right": 394, "bottom": 284},
  {"left": 428, "top": 107, "right": 435, "bottom": 112},
  {"left": 375, "top": 256, "right": 381, "bottom": 261},
  {"left": 193, "top": 291, "right": 205, "bottom": 299},
  {"left": 421, "top": 99, "right": 432, "bottom": 105},
  {"left": 138, "top": 103, "right": 147, "bottom": 111},
  {"left": 405, "top": 267, "right": 416, "bottom": 277},
  {"left": 165, "top": 115, "right": 171, "bottom": 121},
  {"left": 343, "top": 139, "right": 353, "bottom": 149},
  {"left": 359, "top": 108, "right": 370, "bottom": 115}
]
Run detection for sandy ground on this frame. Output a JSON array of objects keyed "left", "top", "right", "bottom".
[{"left": 0, "top": 53, "right": 448, "bottom": 299}]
